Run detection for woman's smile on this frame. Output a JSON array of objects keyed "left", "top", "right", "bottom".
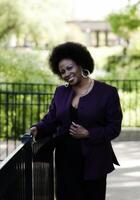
[{"left": 67, "top": 75, "right": 75, "bottom": 83}]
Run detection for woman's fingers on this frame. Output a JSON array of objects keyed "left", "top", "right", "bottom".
[
  {"left": 69, "top": 122, "right": 89, "bottom": 138},
  {"left": 30, "top": 126, "right": 38, "bottom": 138}
]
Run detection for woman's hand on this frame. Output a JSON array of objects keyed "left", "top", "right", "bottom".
[
  {"left": 69, "top": 122, "right": 89, "bottom": 139},
  {"left": 30, "top": 126, "right": 38, "bottom": 139}
]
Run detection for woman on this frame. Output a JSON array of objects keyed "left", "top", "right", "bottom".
[{"left": 30, "top": 42, "right": 123, "bottom": 200}]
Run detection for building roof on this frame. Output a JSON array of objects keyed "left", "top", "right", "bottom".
[{"left": 67, "top": 20, "right": 111, "bottom": 32}]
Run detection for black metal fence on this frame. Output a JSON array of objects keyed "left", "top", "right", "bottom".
[
  {"left": 0, "top": 134, "right": 54, "bottom": 200},
  {"left": 0, "top": 83, "right": 56, "bottom": 160},
  {"left": 0, "top": 82, "right": 56, "bottom": 139},
  {"left": 0, "top": 80, "right": 140, "bottom": 160}
]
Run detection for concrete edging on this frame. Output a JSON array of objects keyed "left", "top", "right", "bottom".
[{"left": 114, "top": 128, "right": 140, "bottom": 141}]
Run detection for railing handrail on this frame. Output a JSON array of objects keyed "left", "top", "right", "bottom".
[
  {"left": 0, "top": 133, "right": 32, "bottom": 170},
  {"left": 0, "top": 133, "right": 54, "bottom": 200},
  {"left": 0, "top": 90, "right": 53, "bottom": 95},
  {"left": 0, "top": 82, "right": 57, "bottom": 86},
  {"left": 0, "top": 143, "right": 24, "bottom": 170}
]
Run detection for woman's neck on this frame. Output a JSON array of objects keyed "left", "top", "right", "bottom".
[{"left": 73, "top": 78, "right": 94, "bottom": 97}]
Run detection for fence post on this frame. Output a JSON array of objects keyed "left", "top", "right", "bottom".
[{"left": 21, "top": 133, "right": 33, "bottom": 200}]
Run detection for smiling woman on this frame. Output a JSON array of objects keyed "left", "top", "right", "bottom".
[{"left": 30, "top": 41, "right": 123, "bottom": 200}]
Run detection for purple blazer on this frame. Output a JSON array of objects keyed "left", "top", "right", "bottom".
[{"left": 36, "top": 80, "right": 123, "bottom": 180}]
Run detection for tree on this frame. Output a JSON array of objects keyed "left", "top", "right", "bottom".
[
  {"left": 0, "top": 0, "right": 73, "bottom": 48},
  {"left": 0, "top": 0, "right": 23, "bottom": 41},
  {"left": 107, "top": 1, "right": 140, "bottom": 54},
  {"left": 0, "top": 48, "right": 59, "bottom": 83}
]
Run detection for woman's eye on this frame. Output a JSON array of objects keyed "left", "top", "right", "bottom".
[
  {"left": 60, "top": 70, "right": 65, "bottom": 75},
  {"left": 59, "top": 64, "right": 74, "bottom": 75},
  {"left": 67, "top": 65, "right": 73, "bottom": 70}
]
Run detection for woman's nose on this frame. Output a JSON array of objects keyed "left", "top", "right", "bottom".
[{"left": 64, "top": 70, "right": 70, "bottom": 77}]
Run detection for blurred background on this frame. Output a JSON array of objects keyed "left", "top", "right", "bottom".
[
  {"left": 0, "top": 0, "right": 140, "bottom": 156},
  {"left": 0, "top": 1, "right": 140, "bottom": 200},
  {"left": 0, "top": 0, "right": 140, "bottom": 82}
]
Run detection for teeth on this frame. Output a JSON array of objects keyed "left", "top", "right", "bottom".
[{"left": 68, "top": 77, "right": 74, "bottom": 82}]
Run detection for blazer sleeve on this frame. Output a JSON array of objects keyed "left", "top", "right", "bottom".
[
  {"left": 87, "top": 87, "right": 123, "bottom": 143},
  {"left": 34, "top": 89, "right": 58, "bottom": 140}
]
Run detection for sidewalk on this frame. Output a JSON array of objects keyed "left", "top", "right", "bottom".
[{"left": 107, "top": 141, "right": 140, "bottom": 200}]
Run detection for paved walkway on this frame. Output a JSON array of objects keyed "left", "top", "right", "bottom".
[{"left": 106, "top": 141, "right": 140, "bottom": 200}]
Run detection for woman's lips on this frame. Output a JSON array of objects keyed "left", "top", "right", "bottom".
[{"left": 67, "top": 76, "right": 74, "bottom": 82}]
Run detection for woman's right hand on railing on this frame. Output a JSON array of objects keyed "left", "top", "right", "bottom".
[{"left": 30, "top": 126, "right": 38, "bottom": 140}]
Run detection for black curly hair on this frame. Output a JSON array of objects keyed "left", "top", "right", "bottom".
[{"left": 49, "top": 42, "right": 94, "bottom": 77}]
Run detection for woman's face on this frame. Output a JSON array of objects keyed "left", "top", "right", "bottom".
[{"left": 58, "top": 59, "right": 82, "bottom": 86}]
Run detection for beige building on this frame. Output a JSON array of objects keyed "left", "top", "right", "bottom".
[{"left": 67, "top": 20, "right": 120, "bottom": 47}]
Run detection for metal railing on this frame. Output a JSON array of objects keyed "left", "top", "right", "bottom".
[
  {"left": 0, "top": 83, "right": 56, "bottom": 160},
  {"left": 0, "top": 80, "right": 140, "bottom": 160},
  {"left": 0, "top": 134, "right": 54, "bottom": 200}
]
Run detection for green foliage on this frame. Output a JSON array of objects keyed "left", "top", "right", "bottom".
[
  {"left": 0, "top": 83, "right": 57, "bottom": 138},
  {"left": 0, "top": 0, "right": 73, "bottom": 47},
  {"left": 103, "top": 53, "right": 140, "bottom": 80},
  {"left": 119, "top": 89, "right": 140, "bottom": 127},
  {"left": 0, "top": 48, "right": 59, "bottom": 83},
  {"left": 107, "top": 1, "right": 140, "bottom": 42},
  {"left": 0, "top": 0, "right": 23, "bottom": 40}
]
